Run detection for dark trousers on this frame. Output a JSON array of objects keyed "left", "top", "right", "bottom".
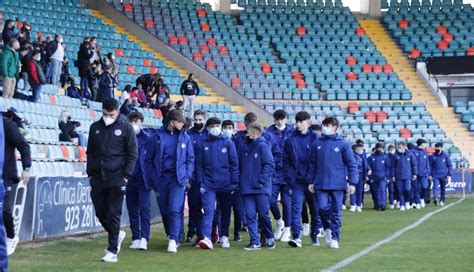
[
  {"left": 2, "top": 180, "right": 14, "bottom": 239},
  {"left": 187, "top": 183, "right": 202, "bottom": 239},
  {"left": 0, "top": 180, "right": 7, "bottom": 270},
  {"left": 90, "top": 177, "right": 126, "bottom": 254},
  {"left": 126, "top": 186, "right": 151, "bottom": 241}
]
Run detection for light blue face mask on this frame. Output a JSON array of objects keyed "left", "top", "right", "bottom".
[
  {"left": 222, "top": 129, "right": 233, "bottom": 139},
  {"left": 322, "top": 126, "right": 335, "bottom": 135},
  {"left": 208, "top": 127, "right": 221, "bottom": 137}
]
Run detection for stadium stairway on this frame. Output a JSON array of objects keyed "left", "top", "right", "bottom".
[
  {"left": 91, "top": 10, "right": 246, "bottom": 115},
  {"left": 359, "top": 20, "right": 474, "bottom": 164}
]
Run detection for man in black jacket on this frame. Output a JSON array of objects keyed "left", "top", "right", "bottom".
[
  {"left": 86, "top": 98, "right": 138, "bottom": 263},
  {"left": 77, "top": 40, "right": 93, "bottom": 96},
  {"left": 2, "top": 109, "right": 31, "bottom": 256},
  {"left": 180, "top": 73, "right": 200, "bottom": 116}
]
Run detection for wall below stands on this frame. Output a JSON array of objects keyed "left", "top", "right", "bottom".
[{"left": 83, "top": 0, "right": 273, "bottom": 125}]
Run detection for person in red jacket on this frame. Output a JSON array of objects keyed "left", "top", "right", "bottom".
[{"left": 26, "top": 50, "right": 46, "bottom": 102}]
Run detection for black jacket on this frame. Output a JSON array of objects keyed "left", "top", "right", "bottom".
[
  {"left": 180, "top": 79, "right": 200, "bottom": 96},
  {"left": 77, "top": 43, "right": 93, "bottom": 77},
  {"left": 136, "top": 74, "right": 157, "bottom": 93},
  {"left": 59, "top": 120, "right": 81, "bottom": 142},
  {"left": 2, "top": 115, "right": 31, "bottom": 182},
  {"left": 120, "top": 102, "right": 135, "bottom": 116},
  {"left": 86, "top": 114, "right": 138, "bottom": 181}
]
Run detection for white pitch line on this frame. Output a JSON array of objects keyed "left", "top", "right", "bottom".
[{"left": 321, "top": 197, "right": 466, "bottom": 272}]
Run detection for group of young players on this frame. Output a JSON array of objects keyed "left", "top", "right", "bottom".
[{"left": 87, "top": 99, "right": 453, "bottom": 262}]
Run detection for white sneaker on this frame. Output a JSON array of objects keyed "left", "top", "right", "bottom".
[
  {"left": 341, "top": 205, "right": 346, "bottom": 210},
  {"left": 221, "top": 236, "right": 230, "bottom": 248},
  {"left": 139, "top": 238, "right": 148, "bottom": 250},
  {"left": 393, "top": 200, "right": 398, "bottom": 206},
  {"left": 100, "top": 251, "right": 118, "bottom": 263},
  {"left": 420, "top": 199, "right": 426, "bottom": 208},
  {"left": 440, "top": 201, "right": 444, "bottom": 207},
  {"left": 274, "top": 219, "right": 285, "bottom": 240},
  {"left": 288, "top": 238, "right": 302, "bottom": 248},
  {"left": 349, "top": 205, "right": 356, "bottom": 212},
  {"left": 356, "top": 206, "right": 362, "bottom": 213},
  {"left": 167, "top": 239, "right": 178, "bottom": 253},
  {"left": 405, "top": 203, "right": 411, "bottom": 210},
  {"left": 280, "top": 227, "right": 291, "bottom": 242},
  {"left": 330, "top": 239, "right": 339, "bottom": 249},
  {"left": 302, "top": 223, "right": 310, "bottom": 237},
  {"left": 389, "top": 205, "right": 394, "bottom": 210},
  {"left": 129, "top": 239, "right": 141, "bottom": 250},
  {"left": 324, "top": 229, "right": 332, "bottom": 246},
  {"left": 6, "top": 236, "right": 19, "bottom": 256},
  {"left": 416, "top": 204, "right": 421, "bottom": 209},
  {"left": 400, "top": 206, "right": 406, "bottom": 211},
  {"left": 198, "top": 237, "right": 213, "bottom": 250},
  {"left": 396, "top": 202, "right": 401, "bottom": 209},
  {"left": 317, "top": 228, "right": 325, "bottom": 238},
  {"left": 412, "top": 203, "right": 417, "bottom": 209},
  {"left": 117, "top": 231, "right": 126, "bottom": 253}
]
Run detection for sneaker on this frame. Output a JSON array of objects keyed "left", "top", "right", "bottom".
[
  {"left": 167, "top": 239, "right": 178, "bottom": 253},
  {"left": 302, "top": 223, "right": 310, "bottom": 237},
  {"left": 280, "top": 227, "right": 291, "bottom": 242},
  {"left": 341, "top": 205, "right": 346, "bottom": 210},
  {"left": 317, "top": 228, "right": 325, "bottom": 238},
  {"left": 218, "top": 237, "right": 223, "bottom": 244},
  {"left": 434, "top": 200, "right": 438, "bottom": 207},
  {"left": 405, "top": 203, "right": 411, "bottom": 210},
  {"left": 234, "top": 233, "right": 242, "bottom": 242},
  {"left": 311, "top": 236, "right": 320, "bottom": 246},
  {"left": 412, "top": 203, "right": 417, "bottom": 209},
  {"left": 129, "top": 239, "right": 141, "bottom": 250},
  {"left": 288, "top": 238, "right": 302, "bottom": 248},
  {"left": 198, "top": 237, "right": 214, "bottom": 250},
  {"left": 244, "top": 243, "right": 261, "bottom": 251},
  {"left": 349, "top": 205, "right": 356, "bottom": 212},
  {"left": 6, "top": 237, "right": 19, "bottom": 256},
  {"left": 416, "top": 204, "right": 421, "bottom": 209},
  {"left": 221, "top": 236, "right": 230, "bottom": 248},
  {"left": 274, "top": 219, "right": 285, "bottom": 240},
  {"left": 400, "top": 206, "right": 406, "bottom": 211},
  {"left": 396, "top": 202, "right": 401, "bottom": 209},
  {"left": 260, "top": 236, "right": 267, "bottom": 247},
  {"left": 324, "top": 229, "right": 332, "bottom": 246},
  {"left": 420, "top": 199, "right": 426, "bottom": 208},
  {"left": 240, "top": 226, "right": 248, "bottom": 232},
  {"left": 139, "top": 238, "right": 148, "bottom": 250},
  {"left": 389, "top": 204, "right": 394, "bottom": 210},
  {"left": 266, "top": 238, "right": 276, "bottom": 249},
  {"left": 100, "top": 251, "right": 118, "bottom": 263},
  {"left": 393, "top": 200, "right": 398, "bottom": 206},
  {"left": 117, "top": 231, "right": 126, "bottom": 253},
  {"left": 185, "top": 236, "right": 195, "bottom": 244},
  {"left": 330, "top": 239, "right": 339, "bottom": 249},
  {"left": 440, "top": 201, "right": 444, "bottom": 207},
  {"left": 356, "top": 206, "right": 362, "bottom": 213}
]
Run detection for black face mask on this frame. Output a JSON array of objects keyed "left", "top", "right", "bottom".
[
  {"left": 376, "top": 150, "right": 383, "bottom": 154},
  {"left": 245, "top": 136, "right": 253, "bottom": 143},
  {"left": 193, "top": 123, "right": 204, "bottom": 130},
  {"left": 435, "top": 149, "right": 441, "bottom": 154}
]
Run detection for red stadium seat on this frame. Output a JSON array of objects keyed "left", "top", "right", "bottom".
[
  {"left": 346, "top": 56, "right": 357, "bottom": 66},
  {"left": 197, "top": 8, "right": 207, "bottom": 17},
  {"left": 206, "top": 37, "right": 217, "bottom": 46},
  {"left": 348, "top": 102, "right": 359, "bottom": 113},
  {"left": 426, "top": 147, "right": 435, "bottom": 155},
  {"left": 231, "top": 77, "right": 241, "bottom": 88},
  {"left": 60, "top": 145, "right": 70, "bottom": 160},
  {"left": 383, "top": 64, "right": 393, "bottom": 74},
  {"left": 127, "top": 65, "right": 136, "bottom": 74},
  {"left": 218, "top": 46, "right": 229, "bottom": 55},
  {"left": 143, "top": 59, "right": 152, "bottom": 67},
  {"left": 200, "top": 23, "right": 210, "bottom": 32},
  {"left": 261, "top": 63, "right": 272, "bottom": 74},
  {"left": 115, "top": 48, "right": 124, "bottom": 57},
  {"left": 78, "top": 146, "right": 87, "bottom": 162},
  {"left": 237, "top": 122, "right": 245, "bottom": 131},
  {"left": 168, "top": 36, "right": 178, "bottom": 45},
  {"left": 145, "top": 19, "right": 154, "bottom": 28},
  {"left": 205, "top": 60, "right": 216, "bottom": 70},
  {"left": 296, "top": 26, "right": 306, "bottom": 36},
  {"left": 437, "top": 40, "right": 449, "bottom": 50},
  {"left": 362, "top": 64, "right": 372, "bottom": 74},
  {"left": 355, "top": 27, "right": 366, "bottom": 36},
  {"left": 372, "top": 64, "right": 383, "bottom": 73},
  {"left": 346, "top": 72, "right": 358, "bottom": 81},
  {"left": 154, "top": 109, "right": 163, "bottom": 118},
  {"left": 376, "top": 111, "right": 388, "bottom": 122},
  {"left": 123, "top": 3, "right": 133, "bottom": 12},
  {"left": 364, "top": 111, "right": 376, "bottom": 123},
  {"left": 193, "top": 52, "right": 203, "bottom": 61},
  {"left": 436, "top": 25, "right": 447, "bottom": 35},
  {"left": 409, "top": 48, "right": 421, "bottom": 59},
  {"left": 149, "top": 66, "right": 158, "bottom": 74},
  {"left": 49, "top": 94, "right": 56, "bottom": 105},
  {"left": 178, "top": 36, "right": 189, "bottom": 45},
  {"left": 88, "top": 109, "right": 95, "bottom": 120},
  {"left": 398, "top": 19, "right": 409, "bottom": 29},
  {"left": 400, "top": 128, "right": 412, "bottom": 139},
  {"left": 199, "top": 44, "right": 210, "bottom": 54},
  {"left": 442, "top": 32, "right": 453, "bottom": 43},
  {"left": 466, "top": 47, "right": 474, "bottom": 56}
]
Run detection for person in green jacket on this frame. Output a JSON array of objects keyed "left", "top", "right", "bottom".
[{"left": 1, "top": 39, "right": 20, "bottom": 99}]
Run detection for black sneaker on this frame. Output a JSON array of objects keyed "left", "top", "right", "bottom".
[
  {"left": 234, "top": 233, "right": 242, "bottom": 242},
  {"left": 240, "top": 227, "right": 248, "bottom": 232},
  {"left": 260, "top": 236, "right": 267, "bottom": 247},
  {"left": 266, "top": 238, "right": 275, "bottom": 249},
  {"left": 244, "top": 243, "right": 261, "bottom": 251},
  {"left": 434, "top": 200, "right": 438, "bottom": 207},
  {"left": 288, "top": 238, "right": 302, "bottom": 248},
  {"left": 185, "top": 236, "right": 195, "bottom": 243}
]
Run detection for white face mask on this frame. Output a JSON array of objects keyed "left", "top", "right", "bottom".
[
  {"left": 222, "top": 129, "right": 233, "bottom": 139},
  {"left": 132, "top": 124, "right": 141, "bottom": 134},
  {"left": 59, "top": 38, "right": 63, "bottom": 43},
  {"left": 103, "top": 116, "right": 115, "bottom": 126},
  {"left": 34, "top": 56, "right": 41, "bottom": 61},
  {"left": 397, "top": 148, "right": 405, "bottom": 153},
  {"left": 355, "top": 150, "right": 363, "bottom": 155},
  {"left": 209, "top": 127, "right": 221, "bottom": 137},
  {"left": 389, "top": 150, "right": 395, "bottom": 155},
  {"left": 322, "top": 126, "right": 335, "bottom": 135},
  {"left": 276, "top": 123, "right": 286, "bottom": 130}
]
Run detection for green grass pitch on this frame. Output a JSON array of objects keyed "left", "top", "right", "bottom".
[{"left": 10, "top": 196, "right": 473, "bottom": 271}]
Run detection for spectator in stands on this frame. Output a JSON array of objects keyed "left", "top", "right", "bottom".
[
  {"left": 154, "top": 78, "right": 170, "bottom": 108},
  {"left": 180, "top": 73, "right": 200, "bottom": 115},
  {"left": 2, "top": 108, "right": 31, "bottom": 256},
  {"left": 176, "top": 101, "right": 185, "bottom": 113},
  {"left": 120, "top": 98, "right": 137, "bottom": 117},
  {"left": 60, "top": 57, "right": 73, "bottom": 88},
  {"left": 66, "top": 78, "right": 92, "bottom": 101},
  {"left": 1, "top": 39, "right": 20, "bottom": 99},
  {"left": 33, "top": 36, "right": 48, "bottom": 71},
  {"left": 26, "top": 50, "right": 46, "bottom": 102},
  {"left": 18, "top": 21, "right": 31, "bottom": 49},
  {"left": 87, "top": 98, "right": 138, "bottom": 263},
  {"left": 46, "top": 34, "right": 65, "bottom": 86},
  {"left": 58, "top": 109, "right": 85, "bottom": 146},
  {"left": 77, "top": 40, "right": 93, "bottom": 96},
  {"left": 97, "top": 65, "right": 117, "bottom": 103},
  {"left": 1, "top": 20, "right": 17, "bottom": 46},
  {"left": 89, "top": 37, "right": 101, "bottom": 64},
  {"left": 130, "top": 85, "right": 147, "bottom": 108},
  {"left": 126, "top": 111, "right": 152, "bottom": 251},
  {"left": 106, "top": 53, "right": 119, "bottom": 77},
  {"left": 159, "top": 99, "right": 174, "bottom": 119},
  {"left": 120, "top": 85, "right": 132, "bottom": 105},
  {"left": 136, "top": 73, "right": 161, "bottom": 94}
]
